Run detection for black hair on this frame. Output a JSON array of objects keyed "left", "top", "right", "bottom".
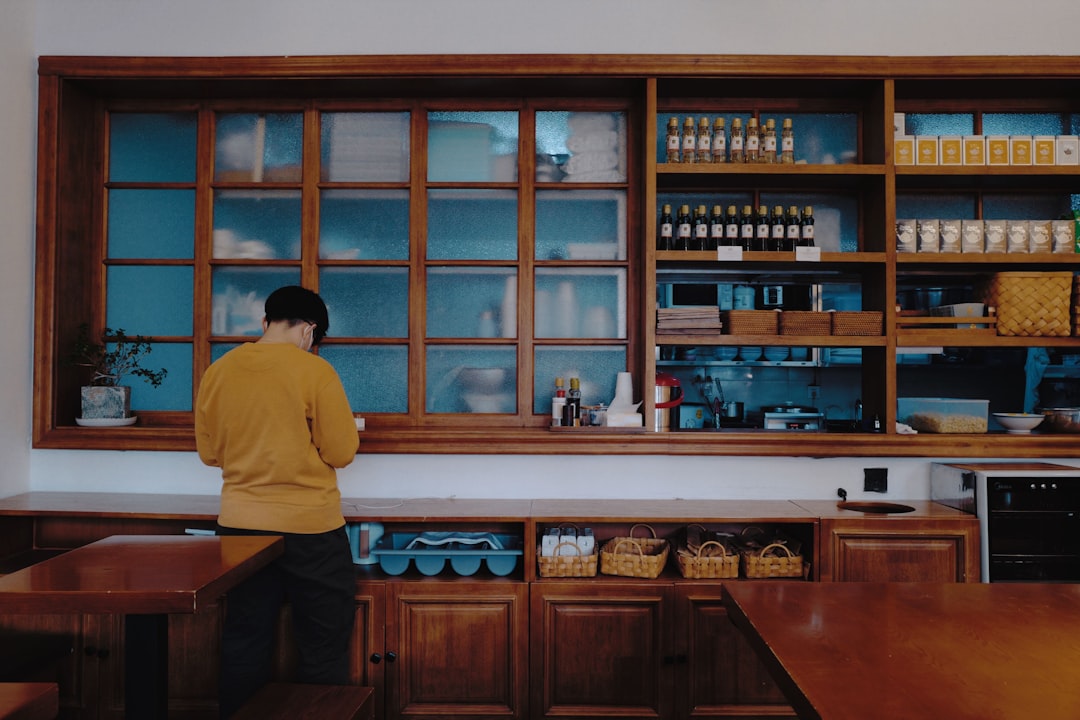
[{"left": 264, "top": 285, "right": 329, "bottom": 345}]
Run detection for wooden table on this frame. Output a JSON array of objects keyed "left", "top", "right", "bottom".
[
  {"left": 0, "top": 534, "right": 283, "bottom": 719},
  {"left": 723, "top": 581, "right": 1080, "bottom": 720}
]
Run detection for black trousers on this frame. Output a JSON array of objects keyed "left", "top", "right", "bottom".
[{"left": 216, "top": 524, "right": 356, "bottom": 719}]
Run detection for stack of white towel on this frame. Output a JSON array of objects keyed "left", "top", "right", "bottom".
[{"left": 562, "top": 112, "right": 626, "bottom": 182}]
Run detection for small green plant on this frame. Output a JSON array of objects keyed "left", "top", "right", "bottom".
[{"left": 70, "top": 324, "right": 168, "bottom": 388}]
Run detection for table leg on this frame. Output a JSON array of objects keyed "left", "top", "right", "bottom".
[{"left": 125, "top": 614, "right": 168, "bottom": 719}]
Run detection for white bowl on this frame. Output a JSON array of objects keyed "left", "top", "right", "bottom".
[
  {"left": 992, "top": 412, "right": 1045, "bottom": 434},
  {"left": 738, "top": 346, "right": 763, "bottom": 362}
]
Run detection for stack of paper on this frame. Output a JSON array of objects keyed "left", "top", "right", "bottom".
[{"left": 656, "top": 307, "right": 723, "bottom": 334}]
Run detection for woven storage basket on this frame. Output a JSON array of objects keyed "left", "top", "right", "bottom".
[
  {"left": 537, "top": 541, "right": 598, "bottom": 578},
  {"left": 830, "top": 311, "right": 883, "bottom": 336},
  {"left": 721, "top": 310, "right": 778, "bottom": 335},
  {"left": 981, "top": 271, "right": 1074, "bottom": 337},
  {"left": 741, "top": 542, "right": 804, "bottom": 579},
  {"left": 779, "top": 311, "right": 831, "bottom": 336},
  {"left": 599, "top": 524, "right": 670, "bottom": 579},
  {"left": 676, "top": 540, "right": 739, "bottom": 579}
]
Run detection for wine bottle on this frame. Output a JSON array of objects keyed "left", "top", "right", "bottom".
[
  {"left": 739, "top": 204, "right": 754, "bottom": 251},
  {"left": 785, "top": 205, "right": 801, "bottom": 251},
  {"left": 724, "top": 204, "right": 740, "bottom": 246},
  {"left": 769, "top": 205, "right": 785, "bottom": 251},
  {"left": 676, "top": 204, "right": 692, "bottom": 251},
  {"left": 709, "top": 204, "right": 724, "bottom": 250},
  {"left": 692, "top": 205, "right": 708, "bottom": 251},
  {"left": 800, "top": 206, "right": 816, "bottom": 247},
  {"left": 753, "top": 204, "right": 769, "bottom": 251},
  {"left": 657, "top": 203, "right": 673, "bottom": 251}
]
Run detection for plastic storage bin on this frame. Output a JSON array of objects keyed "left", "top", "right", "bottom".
[
  {"left": 897, "top": 397, "right": 989, "bottom": 433},
  {"left": 371, "top": 532, "right": 523, "bottom": 577}
]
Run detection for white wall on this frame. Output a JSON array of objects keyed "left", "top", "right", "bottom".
[{"left": 8, "top": 0, "right": 1080, "bottom": 501}]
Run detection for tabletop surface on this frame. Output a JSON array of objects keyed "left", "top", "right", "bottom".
[
  {"left": 0, "top": 534, "right": 283, "bottom": 615},
  {"left": 723, "top": 581, "right": 1080, "bottom": 720}
]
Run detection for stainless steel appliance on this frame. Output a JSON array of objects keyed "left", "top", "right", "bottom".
[
  {"left": 930, "top": 462, "right": 1080, "bottom": 583},
  {"left": 762, "top": 404, "right": 823, "bottom": 431}
]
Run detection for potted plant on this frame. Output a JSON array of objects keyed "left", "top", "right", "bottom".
[{"left": 69, "top": 324, "right": 168, "bottom": 423}]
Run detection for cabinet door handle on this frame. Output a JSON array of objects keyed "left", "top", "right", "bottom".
[
  {"left": 369, "top": 653, "right": 382, "bottom": 664},
  {"left": 385, "top": 651, "right": 397, "bottom": 663}
]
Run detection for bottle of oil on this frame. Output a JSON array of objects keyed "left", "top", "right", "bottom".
[
  {"left": 692, "top": 205, "right": 709, "bottom": 251},
  {"left": 745, "top": 117, "right": 760, "bottom": 163},
  {"left": 800, "top": 205, "right": 816, "bottom": 247},
  {"left": 657, "top": 203, "right": 673, "bottom": 251},
  {"left": 769, "top": 205, "right": 786, "bottom": 251},
  {"left": 676, "top": 204, "right": 693, "bottom": 251},
  {"left": 695, "top": 117, "right": 712, "bottom": 163},
  {"left": 665, "top": 117, "right": 681, "bottom": 163},
  {"left": 681, "top": 117, "right": 697, "bottom": 164},
  {"left": 739, "top": 204, "right": 755, "bottom": 250},
  {"left": 785, "top": 205, "right": 801, "bottom": 251},
  {"left": 711, "top": 117, "right": 727, "bottom": 163},
  {"left": 724, "top": 205, "right": 740, "bottom": 246},
  {"left": 709, "top": 204, "right": 724, "bottom": 250},
  {"left": 729, "top": 118, "right": 745, "bottom": 164},
  {"left": 762, "top": 118, "right": 777, "bottom": 163},
  {"left": 781, "top": 118, "right": 795, "bottom": 164},
  {"left": 753, "top": 204, "right": 770, "bottom": 251},
  {"left": 567, "top": 377, "right": 582, "bottom": 427}
]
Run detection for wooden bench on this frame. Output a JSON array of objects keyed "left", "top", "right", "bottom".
[
  {"left": 0, "top": 682, "right": 58, "bottom": 720},
  {"left": 232, "top": 683, "right": 374, "bottom": 720}
]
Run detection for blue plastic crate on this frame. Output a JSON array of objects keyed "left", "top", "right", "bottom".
[{"left": 371, "top": 532, "right": 523, "bottom": 577}]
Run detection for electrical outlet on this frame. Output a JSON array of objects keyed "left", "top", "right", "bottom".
[
  {"left": 864, "top": 467, "right": 888, "bottom": 493},
  {"left": 807, "top": 384, "right": 820, "bottom": 401}
]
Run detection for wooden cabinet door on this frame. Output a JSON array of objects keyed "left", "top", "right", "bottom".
[
  {"left": 674, "top": 584, "right": 795, "bottom": 719},
  {"left": 166, "top": 604, "right": 224, "bottom": 720},
  {"left": 384, "top": 581, "right": 528, "bottom": 720},
  {"left": 820, "top": 518, "right": 980, "bottom": 582},
  {"left": 530, "top": 581, "right": 673, "bottom": 720}
]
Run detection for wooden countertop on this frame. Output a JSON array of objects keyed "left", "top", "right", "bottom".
[
  {"left": 724, "top": 581, "right": 1080, "bottom": 720},
  {"left": 0, "top": 492, "right": 967, "bottom": 522}
]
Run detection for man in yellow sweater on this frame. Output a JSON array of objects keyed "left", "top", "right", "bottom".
[{"left": 195, "top": 285, "right": 360, "bottom": 718}]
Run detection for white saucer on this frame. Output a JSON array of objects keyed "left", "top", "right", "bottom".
[{"left": 76, "top": 416, "right": 137, "bottom": 427}]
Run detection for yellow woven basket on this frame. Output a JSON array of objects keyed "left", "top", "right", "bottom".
[{"left": 981, "top": 271, "right": 1074, "bottom": 337}]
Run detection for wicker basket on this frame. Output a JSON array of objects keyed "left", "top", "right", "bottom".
[
  {"left": 741, "top": 542, "right": 804, "bottom": 579},
  {"left": 599, "top": 524, "right": 670, "bottom": 579},
  {"left": 537, "top": 541, "right": 598, "bottom": 578},
  {"left": 981, "top": 271, "right": 1074, "bottom": 337},
  {"left": 831, "top": 311, "right": 883, "bottom": 336},
  {"left": 779, "top": 311, "right": 831, "bottom": 336},
  {"left": 721, "top": 310, "right": 779, "bottom": 335},
  {"left": 675, "top": 540, "right": 739, "bottom": 579}
]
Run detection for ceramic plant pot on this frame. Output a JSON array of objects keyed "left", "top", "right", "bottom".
[{"left": 81, "top": 386, "right": 131, "bottom": 419}]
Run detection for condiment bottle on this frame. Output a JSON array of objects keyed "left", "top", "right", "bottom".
[
  {"left": 769, "top": 205, "right": 785, "bottom": 251},
  {"left": 709, "top": 204, "right": 724, "bottom": 250},
  {"left": 711, "top": 117, "right": 727, "bottom": 163},
  {"left": 754, "top": 204, "right": 770, "bottom": 251},
  {"left": 785, "top": 205, "right": 801, "bottom": 251},
  {"left": 762, "top": 118, "right": 777, "bottom": 163},
  {"left": 729, "top": 118, "right": 745, "bottom": 163},
  {"left": 681, "top": 117, "right": 697, "bottom": 164},
  {"left": 665, "top": 117, "right": 680, "bottom": 163},
  {"left": 692, "top": 205, "right": 709, "bottom": 251},
  {"left": 745, "top": 117, "right": 760, "bottom": 163},
  {"left": 567, "top": 377, "right": 582, "bottom": 427},
  {"left": 739, "top": 204, "right": 755, "bottom": 250},
  {"left": 551, "top": 377, "right": 567, "bottom": 427},
  {"left": 800, "top": 206, "right": 815, "bottom": 247},
  {"left": 676, "top": 204, "right": 692, "bottom": 251},
  {"left": 724, "top": 205, "right": 740, "bottom": 246},
  {"left": 695, "top": 116, "right": 712, "bottom": 163},
  {"left": 781, "top": 118, "right": 795, "bottom": 164},
  {"left": 657, "top": 203, "right": 673, "bottom": 251}
]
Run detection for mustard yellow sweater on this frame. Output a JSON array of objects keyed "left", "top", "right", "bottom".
[{"left": 195, "top": 342, "right": 359, "bottom": 534}]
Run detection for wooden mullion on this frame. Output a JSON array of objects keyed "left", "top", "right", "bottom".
[
  {"left": 301, "top": 103, "right": 321, "bottom": 290},
  {"left": 191, "top": 106, "right": 216, "bottom": 394}
]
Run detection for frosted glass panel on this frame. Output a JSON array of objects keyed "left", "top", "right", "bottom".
[
  {"left": 215, "top": 113, "right": 303, "bottom": 182},
  {"left": 536, "top": 268, "right": 626, "bottom": 339},
  {"left": 108, "top": 189, "right": 195, "bottom": 259},
  {"left": 427, "top": 267, "right": 517, "bottom": 339},
  {"left": 320, "top": 345, "right": 408, "bottom": 413},
  {"left": 535, "top": 190, "right": 626, "bottom": 261},
  {"left": 427, "top": 346, "right": 516, "bottom": 414},
  {"left": 428, "top": 111, "right": 518, "bottom": 182},
  {"left": 655, "top": 113, "right": 857, "bottom": 164},
  {"left": 106, "top": 266, "right": 193, "bottom": 336},
  {"left": 427, "top": 189, "right": 517, "bottom": 260},
  {"left": 319, "top": 189, "right": 409, "bottom": 260},
  {"left": 536, "top": 111, "right": 626, "bottom": 183},
  {"left": 130, "top": 342, "right": 192, "bottom": 412},
  {"left": 320, "top": 267, "right": 408, "bottom": 338},
  {"left": 983, "top": 194, "right": 1073, "bottom": 220},
  {"left": 109, "top": 112, "right": 196, "bottom": 182},
  {"left": 759, "top": 192, "right": 859, "bottom": 252},
  {"left": 904, "top": 114, "right": 974, "bottom": 136},
  {"left": 210, "top": 268, "right": 301, "bottom": 336},
  {"left": 321, "top": 112, "right": 410, "bottom": 182},
  {"left": 213, "top": 190, "right": 301, "bottom": 259},
  {"left": 533, "top": 346, "right": 627, "bottom": 414},
  {"left": 983, "top": 113, "right": 1066, "bottom": 135}
]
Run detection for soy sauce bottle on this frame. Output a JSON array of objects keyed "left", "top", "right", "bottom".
[{"left": 657, "top": 203, "right": 674, "bottom": 251}]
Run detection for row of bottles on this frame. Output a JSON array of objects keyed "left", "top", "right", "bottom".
[
  {"left": 665, "top": 116, "right": 795, "bottom": 164},
  {"left": 658, "top": 203, "right": 815, "bottom": 251}
]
